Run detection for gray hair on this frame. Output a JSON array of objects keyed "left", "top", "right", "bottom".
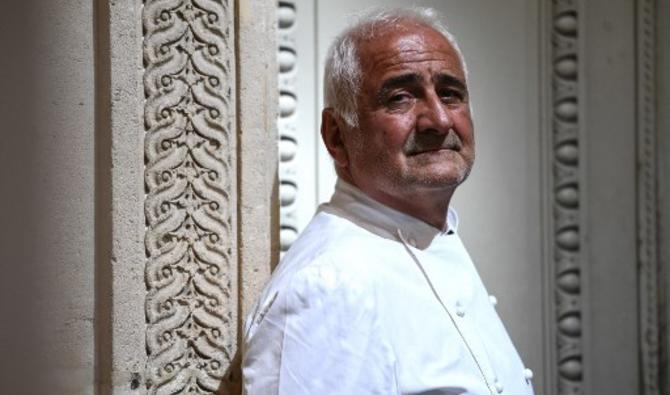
[{"left": 323, "top": 7, "right": 468, "bottom": 128}]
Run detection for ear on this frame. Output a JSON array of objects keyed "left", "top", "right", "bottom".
[{"left": 321, "top": 108, "right": 351, "bottom": 169}]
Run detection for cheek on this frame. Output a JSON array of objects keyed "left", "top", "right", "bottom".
[
  {"left": 375, "top": 118, "right": 415, "bottom": 149},
  {"left": 453, "top": 113, "right": 474, "bottom": 144},
  {"left": 358, "top": 112, "right": 419, "bottom": 159}
]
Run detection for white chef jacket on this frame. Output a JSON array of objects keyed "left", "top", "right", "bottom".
[{"left": 242, "top": 179, "right": 534, "bottom": 395}]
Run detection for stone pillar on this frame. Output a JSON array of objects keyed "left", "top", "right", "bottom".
[{"left": 98, "top": 0, "right": 277, "bottom": 393}]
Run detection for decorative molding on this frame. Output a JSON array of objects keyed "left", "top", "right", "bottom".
[
  {"left": 142, "top": 0, "right": 235, "bottom": 393},
  {"left": 549, "top": 0, "right": 584, "bottom": 393},
  {"left": 636, "top": 0, "right": 661, "bottom": 394},
  {"left": 277, "top": 0, "right": 300, "bottom": 254}
]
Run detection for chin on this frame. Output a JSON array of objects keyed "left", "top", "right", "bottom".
[
  {"left": 428, "top": 175, "right": 468, "bottom": 189},
  {"left": 408, "top": 163, "right": 472, "bottom": 188},
  {"left": 400, "top": 172, "right": 468, "bottom": 190}
]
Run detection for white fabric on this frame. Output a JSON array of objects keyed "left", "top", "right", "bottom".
[{"left": 242, "top": 180, "right": 534, "bottom": 395}]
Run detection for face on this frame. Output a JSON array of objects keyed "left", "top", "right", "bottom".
[{"left": 338, "top": 23, "right": 474, "bottom": 205}]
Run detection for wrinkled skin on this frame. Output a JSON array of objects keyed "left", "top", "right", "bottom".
[{"left": 322, "top": 21, "right": 475, "bottom": 229}]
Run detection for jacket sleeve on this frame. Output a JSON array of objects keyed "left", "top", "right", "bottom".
[{"left": 242, "top": 259, "right": 399, "bottom": 395}]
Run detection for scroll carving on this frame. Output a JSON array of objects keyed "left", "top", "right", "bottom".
[
  {"left": 637, "top": 0, "right": 660, "bottom": 394},
  {"left": 143, "top": 0, "right": 235, "bottom": 393},
  {"left": 277, "top": 0, "right": 300, "bottom": 254},
  {"left": 550, "top": 0, "right": 583, "bottom": 393}
]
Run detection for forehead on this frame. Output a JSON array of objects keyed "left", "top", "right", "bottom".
[{"left": 356, "top": 22, "right": 465, "bottom": 83}]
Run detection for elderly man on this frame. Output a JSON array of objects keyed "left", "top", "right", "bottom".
[{"left": 242, "top": 7, "right": 534, "bottom": 395}]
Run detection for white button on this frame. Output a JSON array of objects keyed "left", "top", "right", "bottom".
[
  {"left": 455, "top": 301, "right": 466, "bottom": 317},
  {"left": 523, "top": 368, "right": 534, "bottom": 381},
  {"left": 489, "top": 295, "right": 498, "bottom": 307},
  {"left": 495, "top": 381, "right": 504, "bottom": 393}
]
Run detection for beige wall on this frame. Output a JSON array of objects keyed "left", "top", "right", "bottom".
[{"left": 0, "top": 0, "right": 96, "bottom": 393}]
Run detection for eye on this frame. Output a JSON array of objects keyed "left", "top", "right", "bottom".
[
  {"left": 386, "top": 92, "right": 413, "bottom": 106},
  {"left": 439, "top": 88, "right": 465, "bottom": 104}
]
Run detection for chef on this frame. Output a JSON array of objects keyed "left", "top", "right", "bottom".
[{"left": 242, "top": 7, "right": 534, "bottom": 395}]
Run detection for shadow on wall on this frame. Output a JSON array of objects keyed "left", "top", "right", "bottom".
[
  {"left": 0, "top": 0, "right": 95, "bottom": 393},
  {"left": 218, "top": 349, "right": 242, "bottom": 395},
  {"left": 0, "top": 0, "right": 54, "bottom": 392}
]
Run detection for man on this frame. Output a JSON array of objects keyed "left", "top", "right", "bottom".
[{"left": 242, "top": 7, "right": 534, "bottom": 395}]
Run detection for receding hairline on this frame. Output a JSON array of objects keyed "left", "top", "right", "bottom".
[
  {"left": 323, "top": 7, "right": 468, "bottom": 127},
  {"left": 343, "top": 10, "right": 466, "bottom": 67},
  {"left": 354, "top": 21, "right": 466, "bottom": 74},
  {"left": 351, "top": 16, "right": 450, "bottom": 45}
]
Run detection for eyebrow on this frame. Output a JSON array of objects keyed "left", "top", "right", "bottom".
[
  {"left": 432, "top": 74, "right": 467, "bottom": 92},
  {"left": 377, "top": 72, "right": 468, "bottom": 102},
  {"left": 377, "top": 73, "right": 424, "bottom": 101}
]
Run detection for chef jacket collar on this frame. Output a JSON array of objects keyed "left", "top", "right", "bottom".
[{"left": 319, "top": 178, "right": 459, "bottom": 249}]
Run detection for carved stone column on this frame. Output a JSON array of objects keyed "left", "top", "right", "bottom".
[
  {"left": 99, "top": 1, "right": 277, "bottom": 393},
  {"left": 142, "top": 1, "right": 238, "bottom": 392}
]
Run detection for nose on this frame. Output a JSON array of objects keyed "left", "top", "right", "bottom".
[{"left": 415, "top": 92, "right": 453, "bottom": 134}]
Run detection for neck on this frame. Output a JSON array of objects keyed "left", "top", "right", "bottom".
[
  {"left": 340, "top": 173, "right": 455, "bottom": 230},
  {"left": 367, "top": 187, "right": 454, "bottom": 230}
]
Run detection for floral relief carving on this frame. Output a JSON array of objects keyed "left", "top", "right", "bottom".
[{"left": 142, "top": 0, "right": 235, "bottom": 393}]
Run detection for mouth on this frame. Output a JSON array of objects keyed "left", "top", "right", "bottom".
[
  {"left": 405, "top": 134, "right": 462, "bottom": 156},
  {"left": 408, "top": 145, "right": 460, "bottom": 157}
]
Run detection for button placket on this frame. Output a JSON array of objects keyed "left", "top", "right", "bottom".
[{"left": 397, "top": 229, "right": 496, "bottom": 394}]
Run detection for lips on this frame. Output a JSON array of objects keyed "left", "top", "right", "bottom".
[{"left": 411, "top": 144, "right": 460, "bottom": 156}]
